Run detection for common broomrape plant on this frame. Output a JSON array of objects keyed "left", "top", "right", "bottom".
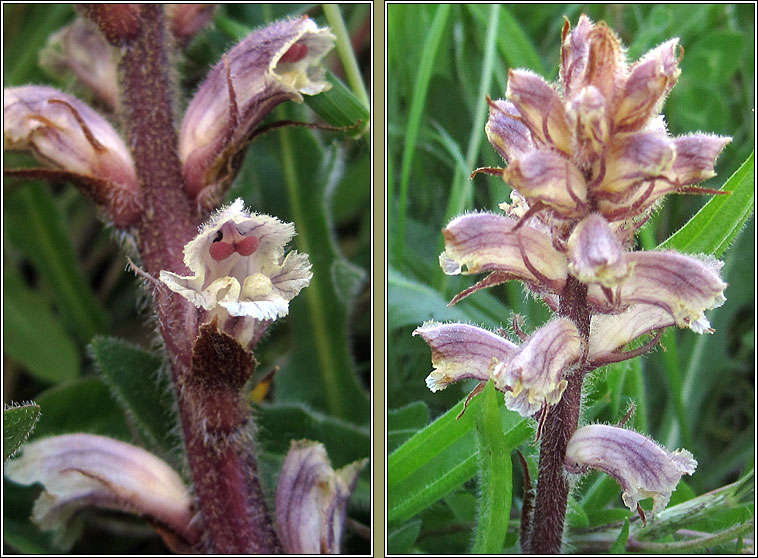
[
  {"left": 4, "top": 5, "right": 367, "bottom": 554},
  {"left": 414, "top": 14, "right": 730, "bottom": 553}
]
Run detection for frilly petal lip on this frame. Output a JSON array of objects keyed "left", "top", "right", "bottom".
[
  {"left": 565, "top": 424, "right": 697, "bottom": 514},
  {"left": 159, "top": 198, "right": 312, "bottom": 323},
  {"left": 588, "top": 251, "right": 727, "bottom": 333},
  {"left": 413, "top": 321, "right": 518, "bottom": 392},
  {"left": 497, "top": 318, "right": 582, "bottom": 417},
  {"left": 275, "top": 440, "right": 367, "bottom": 554},
  {"left": 440, "top": 212, "right": 567, "bottom": 293},
  {"left": 4, "top": 433, "right": 195, "bottom": 548}
]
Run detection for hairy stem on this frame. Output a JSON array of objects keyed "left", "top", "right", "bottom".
[
  {"left": 117, "top": 6, "right": 279, "bottom": 552},
  {"left": 529, "top": 276, "right": 590, "bottom": 554}
]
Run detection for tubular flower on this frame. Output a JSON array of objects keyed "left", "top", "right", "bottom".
[
  {"left": 160, "top": 198, "right": 312, "bottom": 347},
  {"left": 3, "top": 85, "right": 142, "bottom": 226},
  {"left": 179, "top": 16, "right": 335, "bottom": 209},
  {"left": 565, "top": 424, "right": 697, "bottom": 515},
  {"left": 414, "top": 319, "right": 581, "bottom": 418},
  {"left": 413, "top": 322, "right": 518, "bottom": 393},
  {"left": 4, "top": 434, "right": 196, "bottom": 550},
  {"left": 485, "top": 14, "right": 730, "bottom": 225},
  {"left": 276, "top": 440, "right": 367, "bottom": 554},
  {"left": 495, "top": 318, "right": 582, "bottom": 417}
]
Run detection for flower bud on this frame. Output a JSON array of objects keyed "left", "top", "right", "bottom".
[
  {"left": 167, "top": 4, "right": 216, "bottom": 45},
  {"left": 567, "top": 213, "right": 630, "bottom": 288},
  {"left": 179, "top": 17, "right": 335, "bottom": 209},
  {"left": 276, "top": 440, "right": 366, "bottom": 554},
  {"left": 39, "top": 18, "right": 119, "bottom": 111},
  {"left": 4, "top": 86, "right": 142, "bottom": 226}
]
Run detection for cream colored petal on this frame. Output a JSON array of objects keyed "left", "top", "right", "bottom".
[
  {"left": 413, "top": 322, "right": 518, "bottom": 392},
  {"left": 5, "top": 434, "right": 193, "bottom": 547}
]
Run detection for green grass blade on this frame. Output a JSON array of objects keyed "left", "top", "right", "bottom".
[
  {"left": 658, "top": 151, "right": 754, "bottom": 257},
  {"left": 393, "top": 4, "right": 451, "bottom": 260},
  {"left": 5, "top": 183, "right": 108, "bottom": 344},
  {"left": 388, "top": 393, "right": 529, "bottom": 523}
]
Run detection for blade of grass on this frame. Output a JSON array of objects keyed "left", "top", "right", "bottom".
[
  {"left": 393, "top": 4, "right": 451, "bottom": 261},
  {"left": 323, "top": 4, "right": 369, "bottom": 109},
  {"left": 658, "top": 151, "right": 754, "bottom": 257}
]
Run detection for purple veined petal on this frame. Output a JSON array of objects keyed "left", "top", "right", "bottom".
[
  {"left": 179, "top": 17, "right": 334, "bottom": 208},
  {"left": 567, "top": 213, "right": 630, "bottom": 288},
  {"left": 4, "top": 85, "right": 141, "bottom": 225},
  {"left": 667, "top": 133, "right": 732, "bottom": 186},
  {"left": 565, "top": 424, "right": 697, "bottom": 514},
  {"left": 485, "top": 98, "right": 535, "bottom": 164},
  {"left": 499, "top": 318, "right": 582, "bottom": 417},
  {"left": 614, "top": 38, "right": 681, "bottom": 134},
  {"left": 4, "top": 433, "right": 195, "bottom": 548},
  {"left": 597, "top": 130, "right": 676, "bottom": 196},
  {"left": 276, "top": 440, "right": 366, "bottom": 554},
  {"left": 503, "top": 151, "right": 588, "bottom": 217},
  {"left": 608, "top": 251, "right": 727, "bottom": 333},
  {"left": 588, "top": 304, "right": 675, "bottom": 362},
  {"left": 565, "top": 84, "right": 609, "bottom": 165},
  {"left": 413, "top": 321, "right": 519, "bottom": 392},
  {"left": 506, "top": 69, "right": 573, "bottom": 154},
  {"left": 440, "top": 212, "right": 568, "bottom": 293}
]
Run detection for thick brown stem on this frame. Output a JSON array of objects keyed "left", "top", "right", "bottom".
[
  {"left": 529, "top": 276, "right": 591, "bottom": 554},
  {"left": 117, "top": 6, "right": 280, "bottom": 553}
]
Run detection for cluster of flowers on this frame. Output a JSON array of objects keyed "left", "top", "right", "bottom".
[{"left": 415, "top": 14, "right": 729, "bottom": 517}]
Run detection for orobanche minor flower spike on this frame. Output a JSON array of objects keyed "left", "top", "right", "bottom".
[
  {"left": 414, "top": 14, "right": 730, "bottom": 553},
  {"left": 4, "top": 6, "right": 365, "bottom": 554}
]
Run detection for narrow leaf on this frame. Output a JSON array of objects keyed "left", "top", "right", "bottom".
[
  {"left": 658, "top": 152, "right": 754, "bottom": 257},
  {"left": 387, "top": 519, "right": 422, "bottom": 554},
  {"left": 388, "top": 393, "right": 530, "bottom": 523},
  {"left": 89, "top": 336, "right": 178, "bottom": 454}
]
